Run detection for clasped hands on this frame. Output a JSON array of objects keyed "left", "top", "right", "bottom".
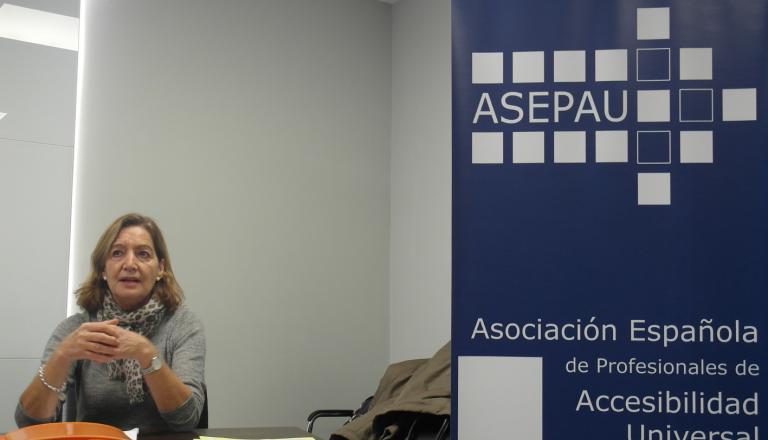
[{"left": 57, "top": 319, "right": 156, "bottom": 367}]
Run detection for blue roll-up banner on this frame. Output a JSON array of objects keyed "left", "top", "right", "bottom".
[{"left": 452, "top": 1, "right": 766, "bottom": 439}]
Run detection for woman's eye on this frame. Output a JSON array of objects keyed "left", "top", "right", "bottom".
[
  {"left": 138, "top": 251, "right": 151, "bottom": 258},
  {"left": 111, "top": 249, "right": 123, "bottom": 258}
]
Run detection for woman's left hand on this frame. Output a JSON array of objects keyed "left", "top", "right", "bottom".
[{"left": 110, "top": 326, "right": 157, "bottom": 368}]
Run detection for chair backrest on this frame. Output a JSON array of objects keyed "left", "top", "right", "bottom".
[
  {"left": 407, "top": 415, "right": 449, "bottom": 440},
  {"left": 197, "top": 385, "right": 209, "bottom": 429}
]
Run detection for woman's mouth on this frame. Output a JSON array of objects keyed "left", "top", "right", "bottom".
[{"left": 119, "top": 278, "right": 141, "bottom": 286}]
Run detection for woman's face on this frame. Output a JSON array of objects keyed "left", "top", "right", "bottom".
[{"left": 103, "top": 225, "right": 165, "bottom": 311}]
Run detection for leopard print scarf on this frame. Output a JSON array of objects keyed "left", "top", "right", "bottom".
[{"left": 97, "top": 293, "right": 165, "bottom": 404}]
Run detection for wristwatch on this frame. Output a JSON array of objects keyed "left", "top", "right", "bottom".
[{"left": 141, "top": 355, "right": 163, "bottom": 375}]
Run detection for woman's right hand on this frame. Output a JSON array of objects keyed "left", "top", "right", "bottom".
[
  {"left": 18, "top": 319, "right": 122, "bottom": 421},
  {"left": 56, "top": 319, "right": 122, "bottom": 363}
]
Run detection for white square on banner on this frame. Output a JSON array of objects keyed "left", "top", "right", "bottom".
[
  {"left": 513, "top": 51, "right": 544, "bottom": 83},
  {"left": 680, "top": 48, "right": 712, "bottom": 80},
  {"left": 553, "top": 50, "right": 585, "bottom": 82},
  {"left": 554, "top": 131, "right": 586, "bottom": 163},
  {"left": 722, "top": 88, "right": 757, "bottom": 121},
  {"left": 595, "top": 49, "right": 627, "bottom": 82},
  {"left": 459, "top": 356, "right": 542, "bottom": 440},
  {"left": 512, "top": 131, "right": 545, "bottom": 163},
  {"left": 680, "top": 131, "right": 713, "bottom": 163},
  {"left": 472, "top": 52, "right": 504, "bottom": 84},
  {"left": 637, "top": 90, "right": 670, "bottom": 122},
  {"left": 595, "top": 130, "right": 628, "bottom": 163},
  {"left": 472, "top": 132, "right": 504, "bottom": 164},
  {"left": 637, "top": 7, "right": 670, "bottom": 40},
  {"left": 638, "top": 172, "right": 671, "bottom": 205}
]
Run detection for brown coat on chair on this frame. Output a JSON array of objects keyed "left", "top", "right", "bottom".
[{"left": 331, "top": 342, "right": 450, "bottom": 440}]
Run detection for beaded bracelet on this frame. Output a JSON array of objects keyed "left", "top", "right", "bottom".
[{"left": 38, "top": 365, "right": 67, "bottom": 401}]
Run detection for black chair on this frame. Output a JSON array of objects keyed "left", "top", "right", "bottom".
[
  {"left": 308, "top": 344, "right": 450, "bottom": 440},
  {"left": 401, "top": 415, "right": 449, "bottom": 440},
  {"left": 197, "top": 385, "right": 209, "bottom": 429},
  {"left": 306, "top": 407, "right": 449, "bottom": 440},
  {"left": 306, "top": 409, "right": 353, "bottom": 433}
]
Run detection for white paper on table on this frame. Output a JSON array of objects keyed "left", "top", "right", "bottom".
[{"left": 123, "top": 427, "right": 139, "bottom": 440}]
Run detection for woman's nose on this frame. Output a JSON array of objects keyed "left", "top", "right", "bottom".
[{"left": 123, "top": 252, "right": 138, "bottom": 269}]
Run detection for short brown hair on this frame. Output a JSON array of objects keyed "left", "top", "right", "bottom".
[{"left": 75, "top": 213, "right": 184, "bottom": 312}]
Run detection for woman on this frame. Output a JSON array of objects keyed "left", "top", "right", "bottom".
[{"left": 16, "top": 213, "right": 206, "bottom": 432}]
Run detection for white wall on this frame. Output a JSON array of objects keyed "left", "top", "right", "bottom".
[
  {"left": 1, "top": 0, "right": 454, "bottom": 433},
  {"left": 0, "top": 0, "right": 78, "bottom": 432},
  {"left": 389, "top": 0, "right": 451, "bottom": 362},
  {"left": 72, "top": 0, "right": 392, "bottom": 433}
]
